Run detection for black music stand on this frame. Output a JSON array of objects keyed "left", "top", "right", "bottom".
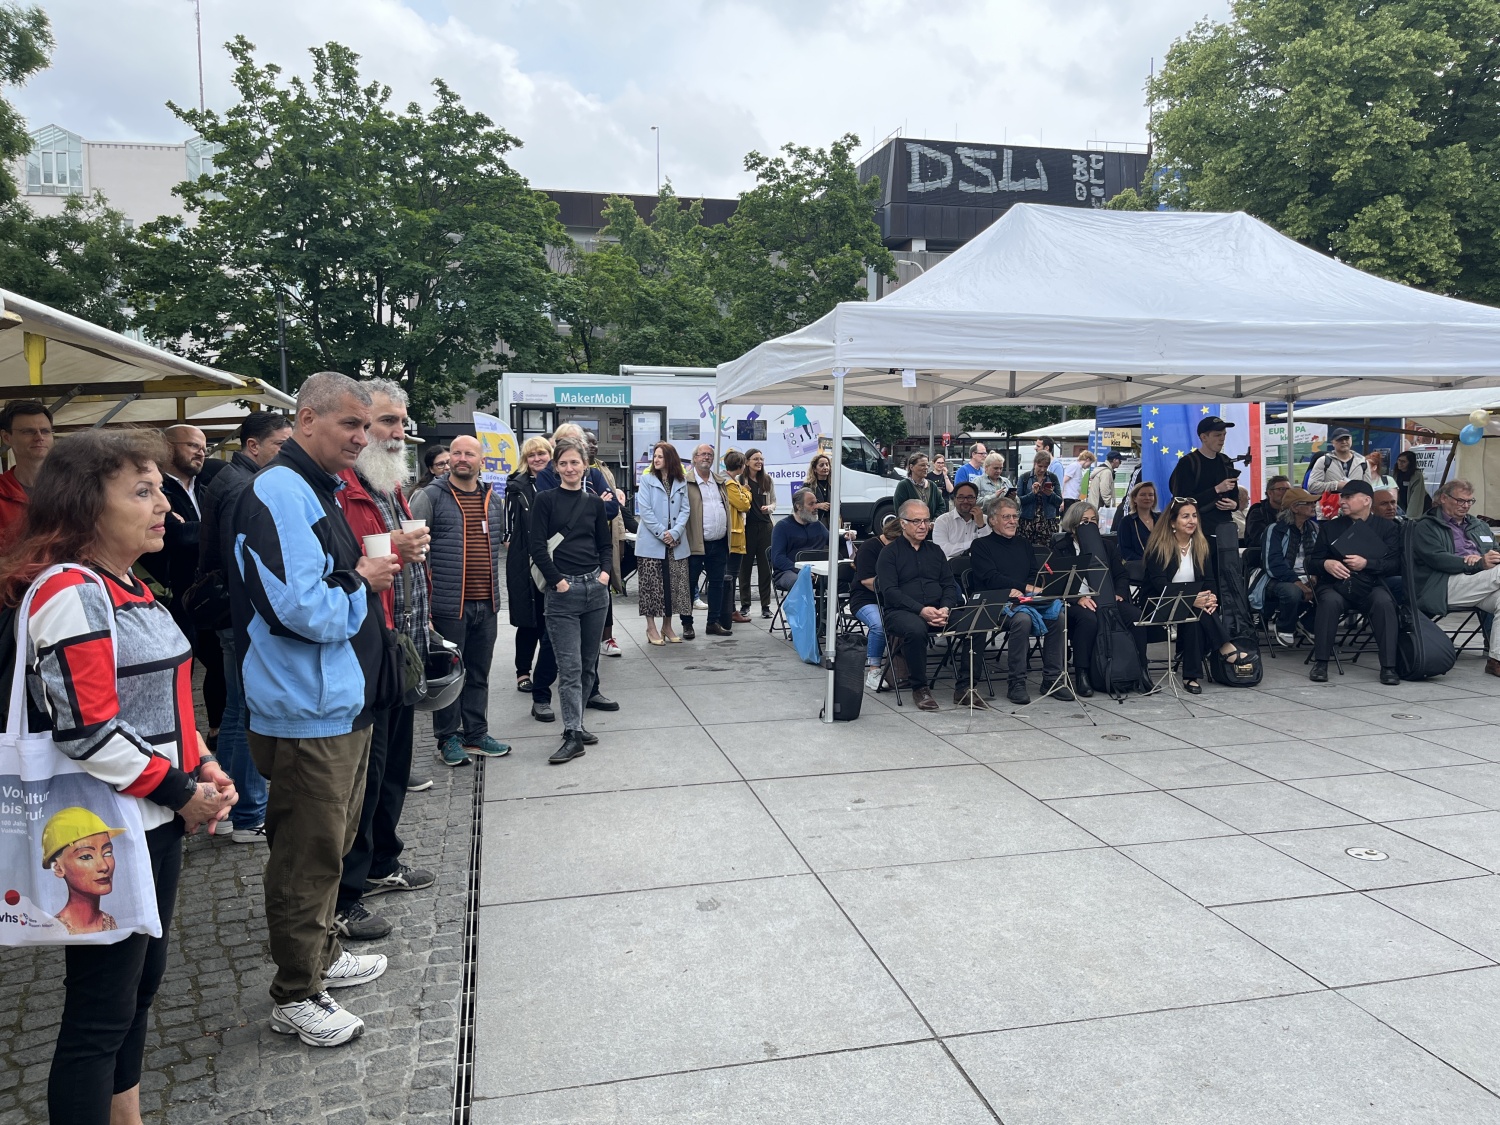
[
  {"left": 937, "top": 595, "right": 1009, "bottom": 719},
  {"left": 1136, "top": 582, "right": 1202, "bottom": 705},
  {"left": 1031, "top": 558, "right": 1107, "bottom": 724}
]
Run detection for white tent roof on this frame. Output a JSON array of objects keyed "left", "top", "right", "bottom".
[
  {"left": 1017, "top": 417, "right": 1095, "bottom": 439},
  {"left": 715, "top": 204, "right": 1500, "bottom": 409},
  {"left": 1295, "top": 388, "right": 1500, "bottom": 434}
]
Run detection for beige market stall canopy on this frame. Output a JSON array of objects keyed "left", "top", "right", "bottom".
[{"left": 0, "top": 288, "right": 294, "bottom": 429}]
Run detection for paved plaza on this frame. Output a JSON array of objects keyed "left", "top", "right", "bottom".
[{"left": 476, "top": 607, "right": 1500, "bottom": 1124}]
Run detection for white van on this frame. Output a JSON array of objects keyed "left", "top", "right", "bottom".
[{"left": 500, "top": 371, "right": 902, "bottom": 531}]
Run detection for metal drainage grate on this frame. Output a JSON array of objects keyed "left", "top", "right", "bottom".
[
  {"left": 1391, "top": 713, "right": 1421, "bottom": 720},
  {"left": 1100, "top": 734, "right": 1132, "bottom": 742},
  {"left": 452, "top": 759, "right": 486, "bottom": 1125},
  {"left": 1346, "top": 847, "right": 1389, "bottom": 861}
]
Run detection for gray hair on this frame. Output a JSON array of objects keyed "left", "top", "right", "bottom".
[
  {"left": 983, "top": 494, "right": 1020, "bottom": 519},
  {"left": 1059, "top": 502, "right": 1098, "bottom": 536},
  {"left": 898, "top": 498, "right": 929, "bottom": 520},
  {"left": 1437, "top": 478, "right": 1474, "bottom": 500},
  {"left": 363, "top": 377, "right": 407, "bottom": 407},
  {"left": 792, "top": 487, "right": 817, "bottom": 511},
  {"left": 297, "top": 371, "right": 371, "bottom": 414},
  {"left": 983, "top": 452, "right": 1005, "bottom": 470}
]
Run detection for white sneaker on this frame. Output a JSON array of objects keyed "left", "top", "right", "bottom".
[
  {"left": 693, "top": 598, "right": 709, "bottom": 610},
  {"left": 1275, "top": 631, "right": 1296, "bottom": 647},
  {"left": 864, "top": 667, "right": 884, "bottom": 692},
  {"left": 323, "top": 949, "right": 388, "bottom": 990},
  {"left": 270, "top": 991, "right": 364, "bottom": 1047},
  {"left": 212, "top": 817, "right": 233, "bottom": 836},
  {"left": 230, "top": 823, "right": 266, "bottom": 844},
  {"left": 601, "top": 638, "right": 622, "bottom": 658}
]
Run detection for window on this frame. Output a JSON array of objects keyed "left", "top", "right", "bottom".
[
  {"left": 185, "top": 136, "right": 220, "bottom": 181},
  {"left": 25, "top": 126, "right": 83, "bottom": 196}
]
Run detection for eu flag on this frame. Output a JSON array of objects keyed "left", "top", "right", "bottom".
[{"left": 1141, "top": 405, "right": 1203, "bottom": 510}]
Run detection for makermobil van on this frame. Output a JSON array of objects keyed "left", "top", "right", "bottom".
[{"left": 500, "top": 370, "right": 901, "bottom": 531}]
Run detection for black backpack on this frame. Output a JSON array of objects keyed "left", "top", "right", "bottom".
[
  {"left": 1208, "top": 524, "right": 1263, "bottom": 687},
  {"left": 1396, "top": 521, "right": 1457, "bottom": 680},
  {"left": 822, "top": 634, "right": 866, "bottom": 721}
]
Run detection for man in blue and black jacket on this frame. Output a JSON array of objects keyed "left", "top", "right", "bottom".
[{"left": 229, "top": 371, "right": 402, "bottom": 1048}]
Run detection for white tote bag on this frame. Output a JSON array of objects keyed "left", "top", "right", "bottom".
[{"left": 0, "top": 564, "right": 161, "bottom": 946}]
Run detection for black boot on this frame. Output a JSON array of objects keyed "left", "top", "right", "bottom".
[
  {"left": 1073, "top": 668, "right": 1094, "bottom": 698},
  {"left": 549, "top": 732, "right": 586, "bottom": 764},
  {"left": 1007, "top": 678, "right": 1031, "bottom": 705},
  {"left": 1310, "top": 661, "right": 1328, "bottom": 683}
]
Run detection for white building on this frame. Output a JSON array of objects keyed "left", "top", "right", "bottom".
[{"left": 13, "top": 123, "right": 215, "bottom": 226}]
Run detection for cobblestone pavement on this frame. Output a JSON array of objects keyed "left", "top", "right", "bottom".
[{"left": 0, "top": 743, "right": 479, "bottom": 1124}]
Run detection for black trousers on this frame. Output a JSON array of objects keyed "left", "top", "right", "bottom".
[
  {"left": 740, "top": 520, "right": 773, "bottom": 610},
  {"left": 1002, "top": 610, "right": 1065, "bottom": 681},
  {"left": 1314, "top": 582, "right": 1398, "bottom": 665},
  {"left": 338, "top": 703, "right": 415, "bottom": 909},
  {"left": 516, "top": 624, "right": 544, "bottom": 677},
  {"left": 1177, "top": 608, "right": 1231, "bottom": 679},
  {"left": 885, "top": 609, "right": 937, "bottom": 689},
  {"left": 49, "top": 818, "right": 184, "bottom": 1124}
]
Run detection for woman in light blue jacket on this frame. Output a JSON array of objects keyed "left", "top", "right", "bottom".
[{"left": 634, "top": 442, "right": 691, "bottom": 644}]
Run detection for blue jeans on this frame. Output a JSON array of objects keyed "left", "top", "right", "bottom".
[
  {"left": 854, "top": 603, "right": 885, "bottom": 665},
  {"left": 217, "top": 628, "right": 267, "bottom": 829}
]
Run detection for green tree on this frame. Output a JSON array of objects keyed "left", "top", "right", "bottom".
[
  {"left": 845, "top": 406, "right": 906, "bottom": 449},
  {"left": 129, "top": 38, "right": 564, "bottom": 419},
  {"left": 957, "top": 405, "right": 1060, "bottom": 434},
  {"left": 0, "top": 193, "right": 137, "bottom": 327},
  {"left": 711, "top": 133, "right": 896, "bottom": 352},
  {"left": 0, "top": 4, "right": 51, "bottom": 203},
  {"left": 1149, "top": 0, "right": 1500, "bottom": 301}
]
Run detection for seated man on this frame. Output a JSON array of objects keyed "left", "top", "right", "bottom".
[
  {"left": 931, "top": 481, "right": 990, "bottom": 558},
  {"left": 770, "top": 487, "right": 830, "bottom": 592},
  {"left": 1264, "top": 486, "right": 1319, "bottom": 646},
  {"left": 1308, "top": 480, "right": 1401, "bottom": 685},
  {"left": 1373, "top": 489, "right": 1407, "bottom": 602},
  {"left": 875, "top": 500, "right": 961, "bottom": 711},
  {"left": 1412, "top": 478, "right": 1500, "bottom": 677},
  {"left": 1243, "top": 475, "right": 1290, "bottom": 570},
  {"left": 970, "top": 495, "right": 1066, "bottom": 705}
]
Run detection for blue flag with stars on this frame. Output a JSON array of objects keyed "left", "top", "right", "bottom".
[{"left": 1142, "top": 405, "right": 1213, "bottom": 510}]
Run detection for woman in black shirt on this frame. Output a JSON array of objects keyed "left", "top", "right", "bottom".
[
  {"left": 803, "top": 452, "right": 833, "bottom": 526},
  {"left": 850, "top": 516, "right": 899, "bottom": 690},
  {"left": 529, "top": 438, "right": 613, "bottom": 763}
]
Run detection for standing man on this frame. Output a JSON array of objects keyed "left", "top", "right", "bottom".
[
  {"left": 0, "top": 400, "right": 53, "bottom": 547},
  {"left": 333, "top": 379, "right": 436, "bottom": 941},
  {"left": 1308, "top": 480, "right": 1401, "bottom": 686},
  {"left": 231, "top": 371, "right": 401, "bottom": 1047},
  {"left": 1412, "top": 479, "right": 1500, "bottom": 676},
  {"left": 1061, "top": 449, "right": 1094, "bottom": 513},
  {"left": 1170, "top": 415, "right": 1240, "bottom": 545},
  {"left": 1307, "top": 428, "right": 1371, "bottom": 495},
  {"left": 410, "top": 435, "right": 513, "bottom": 767},
  {"left": 680, "top": 443, "right": 732, "bottom": 639},
  {"left": 953, "top": 443, "right": 988, "bottom": 486},
  {"left": 1088, "top": 449, "right": 1122, "bottom": 513},
  {"left": 197, "top": 411, "right": 293, "bottom": 844}
]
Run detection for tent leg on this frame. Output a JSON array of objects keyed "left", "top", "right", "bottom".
[
  {"left": 824, "top": 371, "right": 845, "bottom": 724},
  {"left": 1285, "top": 398, "right": 1296, "bottom": 478}
]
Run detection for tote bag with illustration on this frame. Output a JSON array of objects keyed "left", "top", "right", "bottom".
[{"left": 0, "top": 565, "right": 161, "bottom": 947}]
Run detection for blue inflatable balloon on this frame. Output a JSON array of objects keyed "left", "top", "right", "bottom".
[{"left": 1460, "top": 424, "right": 1485, "bottom": 445}]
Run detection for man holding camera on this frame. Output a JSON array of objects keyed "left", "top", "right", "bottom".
[{"left": 1170, "top": 415, "right": 1240, "bottom": 543}]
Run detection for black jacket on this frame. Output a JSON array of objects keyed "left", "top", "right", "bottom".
[
  {"left": 504, "top": 471, "right": 544, "bottom": 629},
  {"left": 875, "top": 536, "right": 958, "bottom": 615},
  {"left": 969, "top": 532, "right": 1042, "bottom": 595},
  {"left": 138, "top": 472, "right": 203, "bottom": 605},
  {"left": 1051, "top": 532, "right": 1131, "bottom": 598},
  {"left": 1242, "top": 498, "right": 1277, "bottom": 566},
  {"left": 1169, "top": 450, "right": 1238, "bottom": 538},
  {"left": 1310, "top": 514, "right": 1399, "bottom": 601},
  {"left": 1142, "top": 541, "right": 1212, "bottom": 598},
  {"left": 198, "top": 451, "right": 260, "bottom": 582}
]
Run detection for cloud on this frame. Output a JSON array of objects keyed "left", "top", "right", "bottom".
[{"left": 12, "top": 0, "right": 1229, "bottom": 199}]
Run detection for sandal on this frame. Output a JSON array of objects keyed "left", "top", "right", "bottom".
[{"left": 516, "top": 675, "right": 533, "bottom": 693}]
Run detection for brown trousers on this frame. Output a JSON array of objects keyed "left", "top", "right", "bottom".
[{"left": 250, "top": 727, "right": 373, "bottom": 1004}]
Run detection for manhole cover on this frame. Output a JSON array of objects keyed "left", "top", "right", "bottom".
[
  {"left": 1346, "top": 848, "right": 1389, "bottom": 861},
  {"left": 1100, "top": 734, "right": 1132, "bottom": 742},
  {"left": 1391, "top": 713, "right": 1420, "bottom": 720}
]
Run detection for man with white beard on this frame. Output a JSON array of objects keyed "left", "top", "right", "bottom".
[{"left": 332, "top": 379, "right": 438, "bottom": 941}]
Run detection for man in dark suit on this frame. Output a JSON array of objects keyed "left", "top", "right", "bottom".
[
  {"left": 876, "top": 499, "right": 962, "bottom": 711},
  {"left": 1308, "top": 479, "right": 1401, "bottom": 685}
]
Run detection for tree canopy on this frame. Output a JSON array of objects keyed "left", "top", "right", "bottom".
[
  {"left": 0, "top": 193, "right": 136, "bottom": 327},
  {"left": 1149, "top": 0, "right": 1500, "bottom": 303},
  {"left": 0, "top": 4, "right": 50, "bottom": 203}
]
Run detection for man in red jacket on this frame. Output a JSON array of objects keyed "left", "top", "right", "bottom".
[
  {"left": 333, "top": 378, "right": 436, "bottom": 943},
  {"left": 0, "top": 400, "right": 54, "bottom": 547}
]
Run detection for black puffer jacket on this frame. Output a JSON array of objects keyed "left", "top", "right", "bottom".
[
  {"left": 504, "top": 471, "right": 545, "bottom": 630},
  {"left": 409, "top": 476, "right": 504, "bottom": 621}
]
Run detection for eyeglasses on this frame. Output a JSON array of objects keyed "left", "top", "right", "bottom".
[
  {"left": 901, "top": 517, "right": 934, "bottom": 526},
  {"left": 1171, "top": 497, "right": 1195, "bottom": 506},
  {"left": 1448, "top": 496, "right": 1476, "bottom": 507}
]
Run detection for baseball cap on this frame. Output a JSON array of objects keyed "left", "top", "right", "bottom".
[
  {"left": 1105, "top": 449, "right": 1123, "bottom": 463},
  {"left": 1280, "top": 487, "right": 1316, "bottom": 509},
  {"left": 1197, "top": 415, "right": 1235, "bottom": 435},
  {"left": 1341, "top": 479, "right": 1374, "bottom": 498},
  {"left": 1330, "top": 427, "right": 1352, "bottom": 440}
]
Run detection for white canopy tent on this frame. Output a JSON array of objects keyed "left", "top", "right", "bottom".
[
  {"left": 715, "top": 204, "right": 1500, "bottom": 721},
  {"left": 1018, "top": 417, "right": 1095, "bottom": 440}
]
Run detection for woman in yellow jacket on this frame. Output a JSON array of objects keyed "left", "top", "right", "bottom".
[{"left": 722, "top": 450, "right": 752, "bottom": 625}]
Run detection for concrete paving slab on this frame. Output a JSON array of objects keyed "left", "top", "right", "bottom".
[
  {"left": 949, "top": 992, "right": 1500, "bottom": 1125},
  {"left": 1290, "top": 772, "right": 1487, "bottom": 822},
  {"left": 1308, "top": 732, "right": 1487, "bottom": 771},
  {"left": 1255, "top": 823, "right": 1489, "bottom": 891},
  {"left": 475, "top": 876, "right": 927, "bottom": 1098},
  {"left": 894, "top": 704, "right": 1037, "bottom": 736},
  {"left": 1046, "top": 791, "right": 1239, "bottom": 845},
  {"left": 538, "top": 684, "right": 697, "bottom": 731},
  {"left": 751, "top": 764, "right": 1097, "bottom": 871},
  {"left": 1399, "top": 763, "right": 1500, "bottom": 810},
  {"left": 1120, "top": 834, "right": 1346, "bottom": 906},
  {"left": 1103, "top": 746, "right": 1265, "bottom": 789},
  {"left": 1048, "top": 723, "right": 1191, "bottom": 753},
  {"left": 1369, "top": 876, "right": 1500, "bottom": 960},
  {"left": 990, "top": 756, "right": 1155, "bottom": 800},
  {"left": 1411, "top": 725, "right": 1500, "bottom": 761},
  {"left": 481, "top": 782, "right": 806, "bottom": 904},
  {"left": 1136, "top": 714, "right": 1281, "bottom": 748},
  {"left": 1171, "top": 781, "right": 1367, "bottom": 834},
  {"left": 704, "top": 712, "right": 971, "bottom": 779},
  {"left": 1342, "top": 967, "right": 1500, "bottom": 1097},
  {"left": 1195, "top": 740, "right": 1376, "bottom": 781},
  {"left": 1214, "top": 893, "right": 1491, "bottom": 987},
  {"left": 822, "top": 849, "right": 1315, "bottom": 1035},
  {"left": 1238, "top": 706, "right": 1391, "bottom": 740},
  {"left": 1385, "top": 811, "right": 1500, "bottom": 872},
  {"left": 1326, "top": 703, "right": 1488, "bottom": 733},
  {"left": 675, "top": 679, "right": 831, "bottom": 723},
  {"left": 484, "top": 726, "right": 739, "bottom": 801},
  {"left": 1435, "top": 695, "right": 1500, "bottom": 722},
  {"left": 936, "top": 727, "right": 1086, "bottom": 763},
  {"left": 472, "top": 1042, "right": 998, "bottom": 1125}
]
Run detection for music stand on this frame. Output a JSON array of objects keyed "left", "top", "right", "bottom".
[
  {"left": 1030, "top": 558, "right": 1107, "bottom": 724},
  {"left": 1135, "top": 582, "right": 1202, "bottom": 705},
  {"left": 936, "top": 595, "right": 1008, "bottom": 719}
]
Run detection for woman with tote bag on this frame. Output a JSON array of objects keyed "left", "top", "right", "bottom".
[{"left": 0, "top": 429, "right": 235, "bottom": 1125}]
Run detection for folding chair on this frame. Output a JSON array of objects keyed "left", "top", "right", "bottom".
[{"left": 1443, "top": 606, "right": 1493, "bottom": 654}]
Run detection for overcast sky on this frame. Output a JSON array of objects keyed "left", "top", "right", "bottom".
[{"left": 15, "top": 0, "right": 1229, "bottom": 198}]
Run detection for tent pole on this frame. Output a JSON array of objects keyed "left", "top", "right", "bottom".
[
  {"left": 1285, "top": 398, "right": 1296, "bottom": 478},
  {"left": 824, "top": 370, "right": 845, "bottom": 724}
]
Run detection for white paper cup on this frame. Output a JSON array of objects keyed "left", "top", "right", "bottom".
[
  {"left": 400, "top": 518, "right": 426, "bottom": 532},
  {"left": 362, "top": 532, "right": 393, "bottom": 558}
]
